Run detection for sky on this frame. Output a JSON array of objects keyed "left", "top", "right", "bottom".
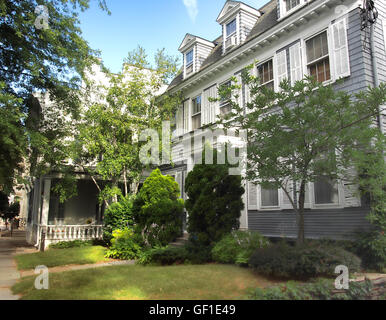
[{"left": 78, "top": 0, "right": 267, "bottom": 73}]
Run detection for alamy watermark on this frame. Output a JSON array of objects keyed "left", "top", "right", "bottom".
[
  {"left": 138, "top": 121, "right": 247, "bottom": 176},
  {"left": 335, "top": 265, "right": 349, "bottom": 290},
  {"left": 34, "top": 265, "right": 49, "bottom": 290},
  {"left": 34, "top": 5, "right": 49, "bottom": 30}
]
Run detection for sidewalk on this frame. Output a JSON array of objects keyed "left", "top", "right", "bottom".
[{"left": 0, "top": 230, "right": 35, "bottom": 300}]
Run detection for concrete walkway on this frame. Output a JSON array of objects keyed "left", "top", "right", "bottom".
[{"left": 0, "top": 230, "right": 34, "bottom": 300}]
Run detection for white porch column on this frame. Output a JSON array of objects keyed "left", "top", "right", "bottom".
[{"left": 40, "top": 178, "right": 51, "bottom": 227}]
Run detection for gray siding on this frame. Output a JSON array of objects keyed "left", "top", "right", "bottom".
[{"left": 248, "top": 207, "right": 372, "bottom": 240}]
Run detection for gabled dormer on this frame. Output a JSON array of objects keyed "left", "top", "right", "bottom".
[
  {"left": 277, "top": 0, "right": 309, "bottom": 20},
  {"left": 179, "top": 34, "right": 215, "bottom": 79},
  {"left": 217, "top": 1, "right": 261, "bottom": 55}
]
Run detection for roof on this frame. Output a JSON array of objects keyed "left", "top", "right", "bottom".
[{"left": 167, "top": 0, "right": 278, "bottom": 91}]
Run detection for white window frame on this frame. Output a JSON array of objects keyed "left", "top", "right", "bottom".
[
  {"left": 279, "top": 0, "right": 307, "bottom": 20},
  {"left": 191, "top": 95, "right": 202, "bottom": 130},
  {"left": 259, "top": 185, "right": 281, "bottom": 210},
  {"left": 226, "top": 18, "right": 237, "bottom": 38},
  {"left": 257, "top": 58, "right": 275, "bottom": 89},
  {"left": 304, "top": 29, "right": 332, "bottom": 84},
  {"left": 309, "top": 178, "right": 344, "bottom": 209}
]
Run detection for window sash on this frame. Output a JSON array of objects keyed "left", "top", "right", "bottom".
[
  {"left": 186, "top": 50, "right": 193, "bottom": 66},
  {"left": 192, "top": 113, "right": 201, "bottom": 130},
  {"left": 286, "top": 0, "right": 300, "bottom": 12},
  {"left": 314, "top": 177, "right": 339, "bottom": 205},
  {"left": 306, "top": 31, "right": 329, "bottom": 64},
  {"left": 258, "top": 60, "right": 274, "bottom": 87},
  {"left": 226, "top": 19, "right": 236, "bottom": 37},
  {"left": 261, "top": 187, "right": 279, "bottom": 207},
  {"left": 192, "top": 96, "right": 201, "bottom": 115}
]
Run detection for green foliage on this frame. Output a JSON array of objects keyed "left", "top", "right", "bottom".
[
  {"left": 212, "top": 231, "right": 270, "bottom": 265},
  {"left": 351, "top": 231, "right": 386, "bottom": 271},
  {"left": 105, "top": 228, "right": 142, "bottom": 260},
  {"left": 249, "top": 242, "right": 361, "bottom": 279},
  {"left": 133, "top": 169, "right": 184, "bottom": 247},
  {"left": 185, "top": 148, "right": 245, "bottom": 247},
  {"left": 217, "top": 69, "right": 386, "bottom": 243},
  {"left": 248, "top": 279, "right": 374, "bottom": 300},
  {"left": 137, "top": 246, "right": 189, "bottom": 266},
  {"left": 103, "top": 195, "right": 135, "bottom": 244},
  {"left": 184, "top": 241, "right": 213, "bottom": 264},
  {"left": 50, "top": 240, "right": 93, "bottom": 249},
  {"left": 73, "top": 46, "right": 181, "bottom": 204},
  {"left": 0, "top": 0, "right": 109, "bottom": 193}
]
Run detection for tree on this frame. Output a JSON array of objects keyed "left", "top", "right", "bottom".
[
  {"left": 0, "top": 191, "right": 19, "bottom": 221},
  {"left": 218, "top": 70, "right": 386, "bottom": 244},
  {"left": 185, "top": 148, "right": 245, "bottom": 247},
  {"left": 133, "top": 169, "right": 184, "bottom": 247},
  {"left": 0, "top": 0, "right": 109, "bottom": 191},
  {"left": 73, "top": 46, "right": 181, "bottom": 205}
]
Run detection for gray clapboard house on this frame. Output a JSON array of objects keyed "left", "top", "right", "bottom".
[{"left": 163, "top": 0, "right": 386, "bottom": 240}]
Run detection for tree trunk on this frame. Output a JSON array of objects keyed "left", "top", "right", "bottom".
[
  {"left": 297, "top": 179, "right": 306, "bottom": 245},
  {"left": 123, "top": 167, "right": 128, "bottom": 197}
]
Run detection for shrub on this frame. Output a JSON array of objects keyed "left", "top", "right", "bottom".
[
  {"left": 50, "top": 240, "right": 93, "bottom": 249},
  {"left": 249, "top": 242, "right": 361, "bottom": 279},
  {"left": 137, "top": 246, "right": 189, "bottom": 265},
  {"left": 212, "top": 231, "right": 269, "bottom": 265},
  {"left": 184, "top": 241, "right": 213, "bottom": 264},
  {"left": 351, "top": 231, "right": 386, "bottom": 271},
  {"left": 133, "top": 169, "right": 184, "bottom": 247},
  {"left": 103, "top": 195, "right": 135, "bottom": 244},
  {"left": 248, "top": 278, "right": 374, "bottom": 300},
  {"left": 137, "top": 242, "right": 212, "bottom": 265},
  {"left": 105, "top": 228, "right": 142, "bottom": 260},
  {"left": 185, "top": 147, "right": 245, "bottom": 247}
]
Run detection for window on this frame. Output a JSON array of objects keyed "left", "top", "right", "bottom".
[
  {"left": 186, "top": 49, "right": 194, "bottom": 76},
  {"left": 226, "top": 19, "right": 236, "bottom": 37},
  {"left": 192, "top": 95, "right": 201, "bottom": 130},
  {"left": 306, "top": 31, "right": 331, "bottom": 83},
  {"left": 314, "top": 176, "right": 339, "bottom": 205},
  {"left": 286, "top": 0, "right": 300, "bottom": 12},
  {"left": 219, "top": 81, "right": 232, "bottom": 116},
  {"left": 261, "top": 187, "right": 279, "bottom": 207},
  {"left": 258, "top": 59, "right": 274, "bottom": 89}
]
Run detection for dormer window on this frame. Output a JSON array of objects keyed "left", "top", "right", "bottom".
[
  {"left": 279, "top": 0, "right": 306, "bottom": 19},
  {"left": 226, "top": 19, "right": 236, "bottom": 37},
  {"left": 217, "top": 1, "right": 261, "bottom": 54},
  {"left": 286, "top": 0, "right": 300, "bottom": 12},
  {"left": 179, "top": 34, "right": 215, "bottom": 79}
]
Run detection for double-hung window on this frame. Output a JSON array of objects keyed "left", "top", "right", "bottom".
[
  {"left": 192, "top": 95, "right": 201, "bottom": 130},
  {"left": 258, "top": 59, "right": 274, "bottom": 90},
  {"left": 186, "top": 49, "right": 194, "bottom": 76},
  {"left": 314, "top": 176, "right": 339, "bottom": 205},
  {"left": 286, "top": 0, "right": 300, "bottom": 12},
  {"left": 306, "top": 31, "right": 331, "bottom": 83},
  {"left": 261, "top": 186, "right": 279, "bottom": 208},
  {"left": 226, "top": 19, "right": 236, "bottom": 38},
  {"left": 219, "top": 80, "right": 232, "bottom": 116}
]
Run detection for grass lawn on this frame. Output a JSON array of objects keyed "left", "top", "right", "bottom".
[
  {"left": 15, "top": 246, "right": 108, "bottom": 270},
  {"left": 12, "top": 264, "right": 282, "bottom": 300}
]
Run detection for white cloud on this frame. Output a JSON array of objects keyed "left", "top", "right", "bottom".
[{"left": 183, "top": 0, "right": 198, "bottom": 23}]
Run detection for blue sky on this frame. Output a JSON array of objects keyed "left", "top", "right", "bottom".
[{"left": 78, "top": 0, "right": 267, "bottom": 73}]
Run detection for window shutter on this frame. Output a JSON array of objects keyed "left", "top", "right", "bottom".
[
  {"left": 330, "top": 18, "right": 350, "bottom": 79},
  {"left": 274, "top": 50, "right": 288, "bottom": 92},
  {"left": 176, "top": 105, "right": 183, "bottom": 136},
  {"left": 202, "top": 90, "right": 209, "bottom": 126},
  {"left": 247, "top": 181, "right": 258, "bottom": 210},
  {"left": 183, "top": 100, "right": 190, "bottom": 134},
  {"left": 281, "top": 179, "right": 294, "bottom": 209},
  {"left": 289, "top": 42, "right": 303, "bottom": 85},
  {"left": 203, "top": 85, "right": 217, "bottom": 125},
  {"left": 175, "top": 172, "right": 183, "bottom": 198}
]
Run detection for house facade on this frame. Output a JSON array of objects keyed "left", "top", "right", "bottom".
[{"left": 163, "top": 0, "right": 386, "bottom": 240}]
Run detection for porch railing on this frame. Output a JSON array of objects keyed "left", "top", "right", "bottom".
[{"left": 40, "top": 225, "right": 104, "bottom": 241}]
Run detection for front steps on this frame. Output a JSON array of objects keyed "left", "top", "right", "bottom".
[{"left": 169, "top": 232, "right": 189, "bottom": 247}]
